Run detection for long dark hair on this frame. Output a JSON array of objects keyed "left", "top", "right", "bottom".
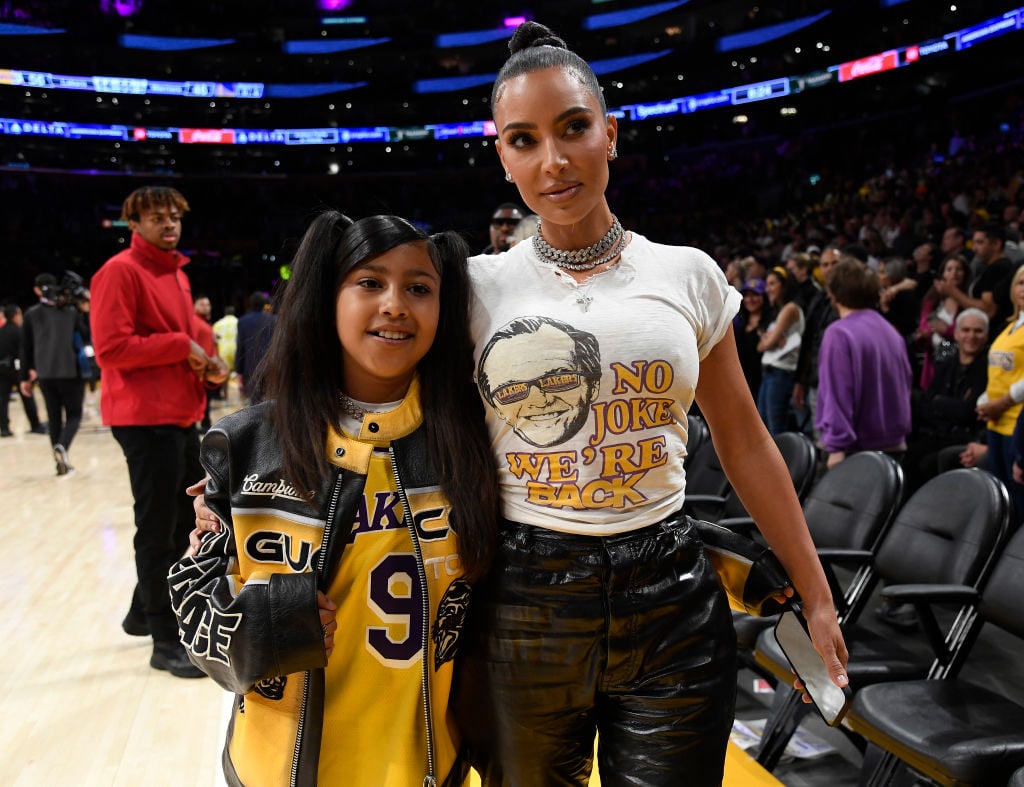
[
  {"left": 923, "top": 253, "right": 968, "bottom": 304},
  {"left": 491, "top": 21, "right": 606, "bottom": 115},
  {"left": 262, "top": 210, "right": 498, "bottom": 581}
]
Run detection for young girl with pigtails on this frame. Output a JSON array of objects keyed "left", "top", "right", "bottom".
[{"left": 169, "top": 211, "right": 498, "bottom": 787}]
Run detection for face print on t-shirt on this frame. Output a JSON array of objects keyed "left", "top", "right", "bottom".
[{"left": 477, "top": 316, "right": 602, "bottom": 448}]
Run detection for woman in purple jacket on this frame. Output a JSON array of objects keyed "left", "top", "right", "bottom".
[{"left": 816, "top": 258, "right": 913, "bottom": 469}]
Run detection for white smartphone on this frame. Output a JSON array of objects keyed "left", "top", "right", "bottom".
[{"left": 773, "top": 609, "right": 851, "bottom": 726}]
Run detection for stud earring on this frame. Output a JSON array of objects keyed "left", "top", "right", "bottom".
[
  {"left": 608, "top": 147, "right": 618, "bottom": 161},
  {"left": 505, "top": 172, "right": 514, "bottom": 182}
]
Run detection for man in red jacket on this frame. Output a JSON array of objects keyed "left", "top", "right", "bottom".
[{"left": 91, "top": 186, "right": 227, "bottom": 678}]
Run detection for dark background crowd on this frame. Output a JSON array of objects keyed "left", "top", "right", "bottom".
[{"left": 2, "top": 54, "right": 1023, "bottom": 318}]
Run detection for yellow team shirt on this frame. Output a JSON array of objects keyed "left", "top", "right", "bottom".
[
  {"left": 225, "top": 390, "right": 466, "bottom": 786},
  {"left": 986, "top": 319, "right": 1024, "bottom": 435},
  {"left": 213, "top": 313, "right": 238, "bottom": 370}
]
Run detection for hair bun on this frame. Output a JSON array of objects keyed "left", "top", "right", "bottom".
[{"left": 508, "top": 21, "right": 567, "bottom": 54}]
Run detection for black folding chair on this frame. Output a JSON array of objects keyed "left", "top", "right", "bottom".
[
  {"left": 731, "top": 451, "right": 903, "bottom": 680},
  {"left": 752, "top": 467, "right": 1011, "bottom": 771},
  {"left": 845, "top": 526, "right": 1024, "bottom": 786}
]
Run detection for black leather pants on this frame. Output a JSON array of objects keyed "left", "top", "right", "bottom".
[{"left": 474, "top": 513, "right": 737, "bottom": 787}]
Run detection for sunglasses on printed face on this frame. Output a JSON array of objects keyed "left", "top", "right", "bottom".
[{"left": 491, "top": 372, "right": 585, "bottom": 405}]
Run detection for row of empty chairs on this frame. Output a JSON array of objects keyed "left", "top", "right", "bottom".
[
  {"left": 684, "top": 413, "right": 1023, "bottom": 786},
  {"left": 847, "top": 524, "right": 1024, "bottom": 787}
]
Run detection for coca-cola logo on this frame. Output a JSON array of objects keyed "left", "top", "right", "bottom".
[
  {"left": 178, "top": 128, "right": 235, "bottom": 144},
  {"left": 839, "top": 51, "right": 898, "bottom": 83}
]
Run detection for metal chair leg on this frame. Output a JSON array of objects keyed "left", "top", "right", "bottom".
[{"left": 755, "top": 686, "right": 811, "bottom": 770}]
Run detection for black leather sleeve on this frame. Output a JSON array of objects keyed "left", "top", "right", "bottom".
[{"left": 167, "top": 425, "right": 327, "bottom": 695}]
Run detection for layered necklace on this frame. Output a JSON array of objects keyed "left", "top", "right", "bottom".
[
  {"left": 533, "top": 216, "right": 625, "bottom": 272},
  {"left": 338, "top": 392, "right": 369, "bottom": 422},
  {"left": 339, "top": 392, "right": 403, "bottom": 424}
]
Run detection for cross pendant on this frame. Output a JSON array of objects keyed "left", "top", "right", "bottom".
[{"left": 576, "top": 293, "right": 593, "bottom": 311}]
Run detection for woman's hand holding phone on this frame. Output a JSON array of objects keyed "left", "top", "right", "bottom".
[{"left": 774, "top": 607, "right": 852, "bottom": 726}]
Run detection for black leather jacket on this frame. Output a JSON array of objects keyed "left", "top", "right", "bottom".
[{"left": 169, "top": 400, "right": 443, "bottom": 786}]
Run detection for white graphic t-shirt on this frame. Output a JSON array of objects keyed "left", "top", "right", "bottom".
[{"left": 469, "top": 233, "right": 740, "bottom": 535}]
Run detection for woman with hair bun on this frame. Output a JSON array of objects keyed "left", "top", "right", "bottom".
[{"left": 465, "top": 20, "right": 848, "bottom": 785}]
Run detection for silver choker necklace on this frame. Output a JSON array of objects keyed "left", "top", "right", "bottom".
[
  {"left": 533, "top": 216, "right": 625, "bottom": 271},
  {"left": 338, "top": 392, "right": 368, "bottom": 422}
]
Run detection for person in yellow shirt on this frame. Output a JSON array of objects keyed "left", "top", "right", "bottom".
[
  {"left": 977, "top": 263, "right": 1024, "bottom": 523},
  {"left": 212, "top": 306, "right": 237, "bottom": 370},
  {"left": 212, "top": 306, "right": 238, "bottom": 403}
]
